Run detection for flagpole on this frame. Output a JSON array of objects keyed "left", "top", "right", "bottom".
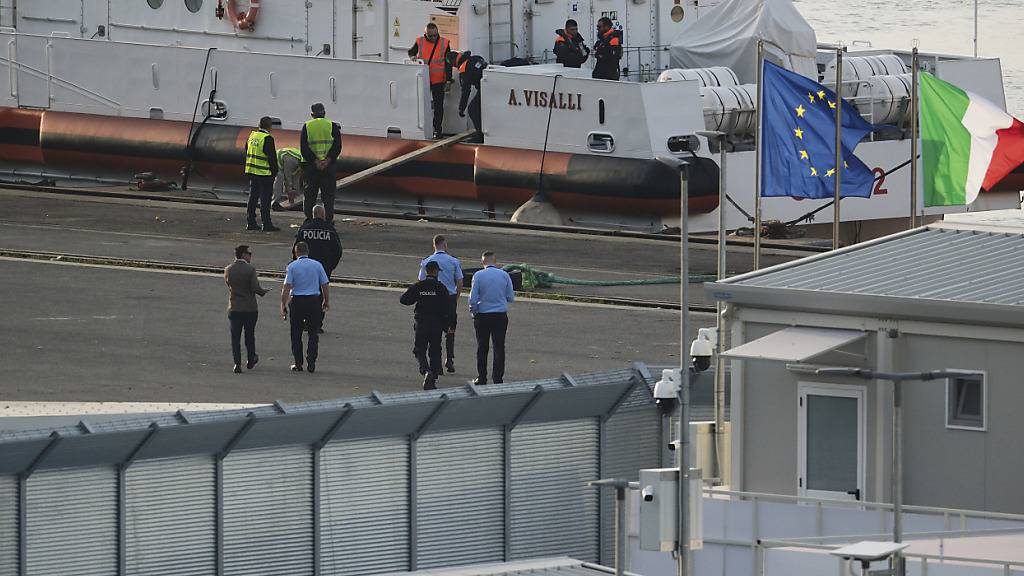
[
  {"left": 833, "top": 46, "right": 844, "bottom": 250},
  {"left": 754, "top": 39, "right": 764, "bottom": 269},
  {"left": 910, "top": 46, "right": 919, "bottom": 229}
]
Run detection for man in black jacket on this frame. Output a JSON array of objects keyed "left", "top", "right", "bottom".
[
  {"left": 293, "top": 204, "right": 342, "bottom": 277},
  {"left": 451, "top": 51, "right": 487, "bottom": 135},
  {"left": 553, "top": 19, "right": 589, "bottom": 68},
  {"left": 592, "top": 17, "right": 623, "bottom": 80},
  {"left": 400, "top": 260, "right": 451, "bottom": 390}
]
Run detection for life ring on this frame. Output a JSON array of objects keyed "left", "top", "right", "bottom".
[{"left": 227, "top": 0, "right": 260, "bottom": 31}]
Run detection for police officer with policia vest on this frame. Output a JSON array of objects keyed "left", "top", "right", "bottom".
[
  {"left": 244, "top": 116, "right": 280, "bottom": 232},
  {"left": 449, "top": 51, "right": 487, "bottom": 137},
  {"left": 293, "top": 204, "right": 342, "bottom": 278},
  {"left": 293, "top": 204, "right": 341, "bottom": 334},
  {"left": 300, "top": 103, "right": 342, "bottom": 222},
  {"left": 408, "top": 22, "right": 453, "bottom": 140},
  {"left": 281, "top": 241, "right": 331, "bottom": 373},
  {"left": 592, "top": 17, "right": 623, "bottom": 81},
  {"left": 554, "top": 19, "right": 589, "bottom": 68},
  {"left": 419, "top": 234, "right": 463, "bottom": 373},
  {"left": 401, "top": 260, "right": 452, "bottom": 390}
]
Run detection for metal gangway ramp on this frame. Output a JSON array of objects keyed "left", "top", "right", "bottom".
[{"left": 335, "top": 130, "right": 476, "bottom": 191}]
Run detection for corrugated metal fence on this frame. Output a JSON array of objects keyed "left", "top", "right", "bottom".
[{"left": 0, "top": 367, "right": 660, "bottom": 576}]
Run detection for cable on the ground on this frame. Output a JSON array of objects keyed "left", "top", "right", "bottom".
[{"left": 502, "top": 263, "right": 716, "bottom": 289}]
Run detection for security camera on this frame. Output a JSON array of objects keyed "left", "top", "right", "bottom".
[
  {"left": 641, "top": 485, "right": 655, "bottom": 502},
  {"left": 690, "top": 328, "right": 716, "bottom": 373},
  {"left": 654, "top": 369, "right": 680, "bottom": 415}
]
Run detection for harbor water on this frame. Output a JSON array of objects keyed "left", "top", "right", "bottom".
[{"left": 796, "top": 0, "right": 1023, "bottom": 116}]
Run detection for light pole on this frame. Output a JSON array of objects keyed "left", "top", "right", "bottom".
[
  {"left": 815, "top": 368, "right": 983, "bottom": 576},
  {"left": 696, "top": 129, "right": 728, "bottom": 485},
  {"left": 657, "top": 155, "right": 691, "bottom": 576}
]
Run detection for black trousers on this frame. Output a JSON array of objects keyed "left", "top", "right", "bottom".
[
  {"left": 303, "top": 165, "right": 336, "bottom": 222},
  {"left": 289, "top": 295, "right": 323, "bottom": 366},
  {"left": 468, "top": 93, "right": 482, "bottom": 133},
  {"left": 474, "top": 312, "right": 508, "bottom": 383},
  {"left": 430, "top": 83, "right": 446, "bottom": 136},
  {"left": 444, "top": 294, "right": 458, "bottom": 363},
  {"left": 228, "top": 310, "right": 258, "bottom": 365},
  {"left": 246, "top": 175, "right": 274, "bottom": 227},
  {"left": 413, "top": 316, "right": 443, "bottom": 376}
]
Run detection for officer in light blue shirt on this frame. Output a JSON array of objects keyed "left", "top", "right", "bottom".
[
  {"left": 419, "top": 234, "right": 464, "bottom": 372},
  {"left": 281, "top": 242, "right": 330, "bottom": 373},
  {"left": 468, "top": 250, "right": 514, "bottom": 385}
]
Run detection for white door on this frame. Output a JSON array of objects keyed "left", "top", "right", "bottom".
[
  {"left": 15, "top": 35, "right": 50, "bottom": 109},
  {"left": 798, "top": 383, "right": 865, "bottom": 501}
]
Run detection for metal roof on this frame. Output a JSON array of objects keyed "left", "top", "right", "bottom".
[
  {"left": 374, "top": 556, "right": 635, "bottom": 576},
  {"left": 0, "top": 366, "right": 656, "bottom": 475},
  {"left": 707, "top": 224, "right": 1024, "bottom": 326}
]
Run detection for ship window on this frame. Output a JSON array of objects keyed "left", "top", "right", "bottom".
[
  {"left": 184, "top": 0, "right": 203, "bottom": 13},
  {"left": 598, "top": 99, "right": 605, "bottom": 125},
  {"left": 946, "top": 373, "right": 985, "bottom": 431},
  {"left": 148, "top": 0, "right": 164, "bottom": 8}
]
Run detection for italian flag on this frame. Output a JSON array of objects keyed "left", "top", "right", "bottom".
[{"left": 920, "top": 72, "right": 1024, "bottom": 206}]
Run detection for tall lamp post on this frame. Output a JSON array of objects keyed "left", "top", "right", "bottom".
[
  {"left": 696, "top": 129, "right": 728, "bottom": 484},
  {"left": 815, "top": 368, "right": 984, "bottom": 576},
  {"left": 657, "top": 155, "right": 691, "bottom": 576}
]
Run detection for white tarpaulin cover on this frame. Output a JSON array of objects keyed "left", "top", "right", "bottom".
[{"left": 668, "top": 0, "right": 818, "bottom": 83}]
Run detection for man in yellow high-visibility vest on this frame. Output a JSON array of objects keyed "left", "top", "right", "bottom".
[
  {"left": 244, "top": 116, "right": 280, "bottom": 232},
  {"left": 300, "top": 102, "right": 342, "bottom": 222},
  {"left": 274, "top": 146, "right": 304, "bottom": 209}
]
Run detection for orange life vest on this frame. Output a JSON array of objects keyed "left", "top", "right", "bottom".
[{"left": 415, "top": 35, "right": 450, "bottom": 85}]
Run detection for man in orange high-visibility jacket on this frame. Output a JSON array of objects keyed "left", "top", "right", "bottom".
[{"left": 408, "top": 22, "right": 453, "bottom": 139}]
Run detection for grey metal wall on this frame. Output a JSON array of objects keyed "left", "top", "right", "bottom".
[
  {"left": 26, "top": 466, "right": 117, "bottom": 576},
  {"left": 600, "top": 407, "right": 660, "bottom": 566},
  {"left": 320, "top": 436, "right": 410, "bottom": 576},
  {"left": 0, "top": 376, "right": 660, "bottom": 576},
  {"left": 126, "top": 455, "right": 216, "bottom": 576},
  {"left": 510, "top": 418, "right": 601, "bottom": 562},
  {"left": 417, "top": 428, "right": 506, "bottom": 569},
  {"left": 0, "top": 474, "right": 16, "bottom": 576},
  {"left": 223, "top": 445, "right": 314, "bottom": 576}
]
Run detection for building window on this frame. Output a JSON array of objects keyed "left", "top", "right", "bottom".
[
  {"left": 946, "top": 373, "right": 985, "bottom": 430},
  {"left": 184, "top": 0, "right": 203, "bottom": 13},
  {"left": 148, "top": 0, "right": 164, "bottom": 8}
]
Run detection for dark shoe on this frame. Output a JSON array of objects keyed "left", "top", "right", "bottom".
[
  {"left": 246, "top": 223, "right": 260, "bottom": 231},
  {"left": 246, "top": 354, "right": 259, "bottom": 370},
  {"left": 470, "top": 377, "right": 487, "bottom": 385},
  {"left": 494, "top": 379, "right": 503, "bottom": 384},
  {"left": 291, "top": 364, "right": 303, "bottom": 372},
  {"left": 263, "top": 224, "right": 281, "bottom": 232},
  {"left": 271, "top": 202, "right": 284, "bottom": 211},
  {"left": 445, "top": 360, "right": 455, "bottom": 373},
  {"left": 423, "top": 373, "right": 438, "bottom": 390},
  {"left": 318, "top": 327, "right": 325, "bottom": 334},
  {"left": 432, "top": 131, "right": 443, "bottom": 140},
  {"left": 307, "top": 362, "right": 316, "bottom": 373},
  {"left": 233, "top": 364, "right": 242, "bottom": 374}
]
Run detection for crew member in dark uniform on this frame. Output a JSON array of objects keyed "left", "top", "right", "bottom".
[
  {"left": 400, "top": 260, "right": 451, "bottom": 390},
  {"left": 450, "top": 51, "right": 487, "bottom": 136},
  {"left": 553, "top": 19, "right": 589, "bottom": 68},
  {"left": 592, "top": 17, "right": 623, "bottom": 81}
]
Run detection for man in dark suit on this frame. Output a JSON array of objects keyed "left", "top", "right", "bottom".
[{"left": 224, "top": 244, "right": 269, "bottom": 373}]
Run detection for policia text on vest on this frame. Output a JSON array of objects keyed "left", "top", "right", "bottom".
[
  {"left": 300, "top": 103, "right": 343, "bottom": 222},
  {"left": 244, "top": 117, "right": 280, "bottom": 232}
]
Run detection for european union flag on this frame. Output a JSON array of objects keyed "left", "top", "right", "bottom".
[{"left": 761, "top": 61, "right": 879, "bottom": 199}]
